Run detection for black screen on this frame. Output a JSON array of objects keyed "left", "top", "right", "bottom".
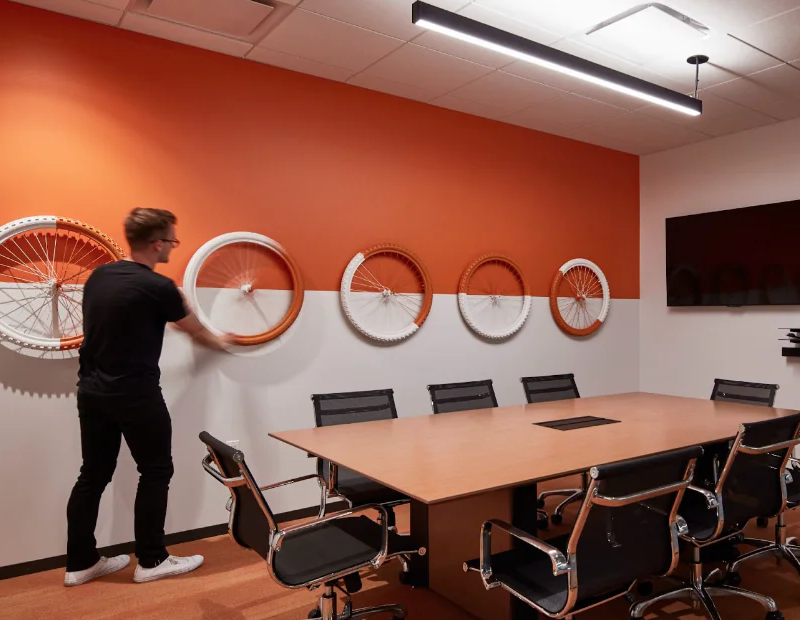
[{"left": 666, "top": 199, "right": 800, "bottom": 307}]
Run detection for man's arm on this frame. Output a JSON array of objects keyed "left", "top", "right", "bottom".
[{"left": 173, "top": 312, "right": 229, "bottom": 350}]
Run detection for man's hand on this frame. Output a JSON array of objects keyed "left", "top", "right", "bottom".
[{"left": 173, "top": 313, "right": 230, "bottom": 350}]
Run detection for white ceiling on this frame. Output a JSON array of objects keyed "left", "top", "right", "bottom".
[{"left": 12, "top": 0, "right": 800, "bottom": 155}]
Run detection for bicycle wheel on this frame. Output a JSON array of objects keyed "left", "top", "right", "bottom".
[
  {"left": 550, "top": 258, "right": 610, "bottom": 337},
  {"left": 0, "top": 216, "right": 124, "bottom": 351},
  {"left": 183, "top": 232, "right": 304, "bottom": 346},
  {"left": 340, "top": 244, "right": 433, "bottom": 342},
  {"left": 458, "top": 254, "right": 531, "bottom": 339}
]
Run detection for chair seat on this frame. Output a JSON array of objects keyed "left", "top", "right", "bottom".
[
  {"left": 337, "top": 470, "right": 407, "bottom": 506},
  {"left": 466, "top": 535, "right": 631, "bottom": 616},
  {"left": 273, "top": 516, "right": 413, "bottom": 586}
]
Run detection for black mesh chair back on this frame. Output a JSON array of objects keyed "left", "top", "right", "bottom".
[
  {"left": 427, "top": 379, "right": 498, "bottom": 414},
  {"left": 717, "top": 413, "right": 800, "bottom": 527},
  {"left": 199, "top": 431, "right": 276, "bottom": 560},
  {"left": 711, "top": 379, "right": 778, "bottom": 407},
  {"left": 311, "top": 389, "right": 397, "bottom": 497},
  {"left": 521, "top": 373, "right": 580, "bottom": 404},
  {"left": 569, "top": 446, "right": 701, "bottom": 606}
]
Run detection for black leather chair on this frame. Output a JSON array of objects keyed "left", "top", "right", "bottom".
[
  {"left": 711, "top": 378, "right": 779, "bottom": 407},
  {"left": 464, "top": 445, "right": 702, "bottom": 619},
  {"left": 200, "top": 431, "right": 423, "bottom": 620},
  {"left": 522, "top": 374, "right": 585, "bottom": 526},
  {"left": 310, "top": 390, "right": 408, "bottom": 521},
  {"left": 427, "top": 379, "right": 497, "bottom": 414},
  {"left": 631, "top": 414, "right": 800, "bottom": 620}
]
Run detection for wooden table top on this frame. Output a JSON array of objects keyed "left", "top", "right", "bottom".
[{"left": 269, "top": 392, "right": 797, "bottom": 504}]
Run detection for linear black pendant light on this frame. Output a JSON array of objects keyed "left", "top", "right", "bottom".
[{"left": 411, "top": 1, "right": 703, "bottom": 116}]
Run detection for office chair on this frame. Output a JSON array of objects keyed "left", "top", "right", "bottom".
[
  {"left": 464, "top": 445, "right": 703, "bottom": 619},
  {"left": 631, "top": 413, "right": 800, "bottom": 620},
  {"left": 711, "top": 378, "right": 779, "bottom": 407},
  {"left": 711, "top": 378, "right": 779, "bottom": 528},
  {"left": 311, "top": 390, "right": 408, "bottom": 527},
  {"left": 427, "top": 379, "right": 498, "bottom": 414},
  {"left": 522, "top": 374, "right": 583, "bottom": 526},
  {"left": 200, "top": 431, "right": 423, "bottom": 620}
]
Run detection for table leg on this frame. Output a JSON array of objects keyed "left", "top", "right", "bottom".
[
  {"left": 408, "top": 499, "right": 429, "bottom": 587},
  {"left": 511, "top": 483, "right": 539, "bottom": 620}
]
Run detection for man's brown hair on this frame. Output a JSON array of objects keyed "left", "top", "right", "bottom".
[{"left": 124, "top": 208, "right": 177, "bottom": 251}]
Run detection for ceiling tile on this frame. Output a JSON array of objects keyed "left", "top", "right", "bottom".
[
  {"left": 543, "top": 125, "right": 646, "bottom": 154},
  {"left": 411, "top": 30, "right": 518, "bottom": 69},
  {"left": 707, "top": 64, "right": 800, "bottom": 108},
  {"left": 640, "top": 33, "right": 785, "bottom": 91},
  {"left": 12, "top": 0, "right": 122, "bottom": 25},
  {"left": 446, "top": 71, "right": 562, "bottom": 116},
  {"left": 359, "top": 43, "right": 494, "bottom": 97},
  {"left": 584, "top": 112, "right": 710, "bottom": 151},
  {"left": 120, "top": 12, "right": 253, "bottom": 56},
  {"left": 753, "top": 97, "right": 800, "bottom": 120},
  {"left": 670, "top": 0, "right": 800, "bottom": 31},
  {"left": 430, "top": 95, "right": 510, "bottom": 120},
  {"left": 257, "top": 8, "right": 404, "bottom": 72},
  {"left": 247, "top": 47, "right": 355, "bottom": 82},
  {"left": 732, "top": 7, "right": 800, "bottom": 62},
  {"left": 457, "top": 3, "right": 563, "bottom": 44},
  {"left": 84, "top": 0, "right": 128, "bottom": 8},
  {"left": 505, "top": 93, "right": 628, "bottom": 130},
  {"left": 346, "top": 73, "right": 439, "bottom": 102},
  {"left": 469, "top": 0, "right": 640, "bottom": 38},
  {"left": 639, "top": 92, "right": 778, "bottom": 136},
  {"left": 298, "top": 0, "right": 470, "bottom": 41}
]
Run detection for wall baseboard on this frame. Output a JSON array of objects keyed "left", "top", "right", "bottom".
[{"left": 0, "top": 501, "right": 345, "bottom": 581}]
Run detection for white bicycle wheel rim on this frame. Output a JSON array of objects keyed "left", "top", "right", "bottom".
[
  {"left": 340, "top": 252, "right": 421, "bottom": 342},
  {"left": 0, "top": 216, "right": 121, "bottom": 351},
  {"left": 183, "top": 232, "right": 300, "bottom": 341},
  {"left": 556, "top": 258, "right": 610, "bottom": 329},
  {"left": 458, "top": 292, "right": 532, "bottom": 339}
]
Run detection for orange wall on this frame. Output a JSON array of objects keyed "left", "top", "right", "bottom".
[{"left": 0, "top": 1, "right": 639, "bottom": 297}]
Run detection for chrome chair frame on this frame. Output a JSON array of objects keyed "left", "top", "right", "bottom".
[
  {"left": 467, "top": 457, "right": 697, "bottom": 619},
  {"left": 202, "top": 448, "right": 421, "bottom": 620},
  {"left": 631, "top": 422, "right": 800, "bottom": 620}
]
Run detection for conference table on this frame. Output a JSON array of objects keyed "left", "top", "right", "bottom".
[{"left": 270, "top": 392, "right": 797, "bottom": 620}]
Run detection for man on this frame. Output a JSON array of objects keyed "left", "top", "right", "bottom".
[{"left": 65, "top": 208, "right": 228, "bottom": 586}]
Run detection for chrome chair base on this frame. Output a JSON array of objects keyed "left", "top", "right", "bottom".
[
  {"left": 538, "top": 473, "right": 588, "bottom": 523},
  {"left": 728, "top": 514, "right": 800, "bottom": 581},
  {"left": 312, "top": 585, "right": 406, "bottom": 620},
  {"left": 631, "top": 548, "right": 779, "bottom": 620}
]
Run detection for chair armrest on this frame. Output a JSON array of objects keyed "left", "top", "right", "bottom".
[
  {"left": 481, "top": 519, "right": 569, "bottom": 578},
  {"left": 687, "top": 485, "right": 719, "bottom": 509},
  {"left": 271, "top": 504, "right": 391, "bottom": 568}
]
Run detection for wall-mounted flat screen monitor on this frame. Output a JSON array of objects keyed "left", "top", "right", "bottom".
[{"left": 666, "top": 199, "right": 800, "bottom": 306}]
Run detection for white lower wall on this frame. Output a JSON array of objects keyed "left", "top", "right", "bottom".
[
  {"left": 640, "top": 118, "right": 800, "bottom": 407},
  {"left": 0, "top": 292, "right": 638, "bottom": 567}
]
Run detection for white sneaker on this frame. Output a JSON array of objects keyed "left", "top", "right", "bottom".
[
  {"left": 133, "top": 555, "right": 204, "bottom": 583},
  {"left": 64, "top": 555, "right": 131, "bottom": 586}
]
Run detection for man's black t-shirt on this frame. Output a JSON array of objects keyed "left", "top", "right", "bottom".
[{"left": 78, "top": 260, "right": 188, "bottom": 395}]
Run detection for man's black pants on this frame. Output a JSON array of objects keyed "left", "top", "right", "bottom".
[{"left": 66, "top": 390, "right": 174, "bottom": 571}]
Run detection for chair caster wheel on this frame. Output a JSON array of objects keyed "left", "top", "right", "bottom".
[
  {"left": 757, "top": 517, "right": 769, "bottom": 528},
  {"left": 766, "top": 611, "right": 784, "bottom": 620},
  {"left": 550, "top": 513, "right": 563, "bottom": 526},
  {"left": 537, "top": 516, "right": 549, "bottom": 530},
  {"left": 398, "top": 571, "right": 412, "bottom": 586},
  {"left": 636, "top": 581, "right": 654, "bottom": 596},
  {"left": 307, "top": 609, "right": 322, "bottom": 619},
  {"left": 724, "top": 571, "right": 742, "bottom": 587},
  {"left": 537, "top": 498, "right": 545, "bottom": 508}
]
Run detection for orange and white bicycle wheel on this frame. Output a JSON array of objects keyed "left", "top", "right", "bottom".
[
  {"left": 183, "top": 232, "right": 304, "bottom": 346},
  {"left": 550, "top": 258, "right": 610, "bottom": 337},
  {"left": 0, "top": 216, "right": 124, "bottom": 351},
  {"left": 458, "top": 254, "right": 531, "bottom": 339},
  {"left": 340, "top": 244, "right": 433, "bottom": 342}
]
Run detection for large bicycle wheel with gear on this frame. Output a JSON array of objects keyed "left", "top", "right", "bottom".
[
  {"left": 458, "top": 254, "right": 531, "bottom": 339},
  {"left": 340, "top": 243, "right": 433, "bottom": 342},
  {"left": 183, "top": 232, "right": 304, "bottom": 346},
  {"left": 0, "top": 216, "right": 124, "bottom": 351},
  {"left": 550, "top": 258, "right": 610, "bottom": 337}
]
